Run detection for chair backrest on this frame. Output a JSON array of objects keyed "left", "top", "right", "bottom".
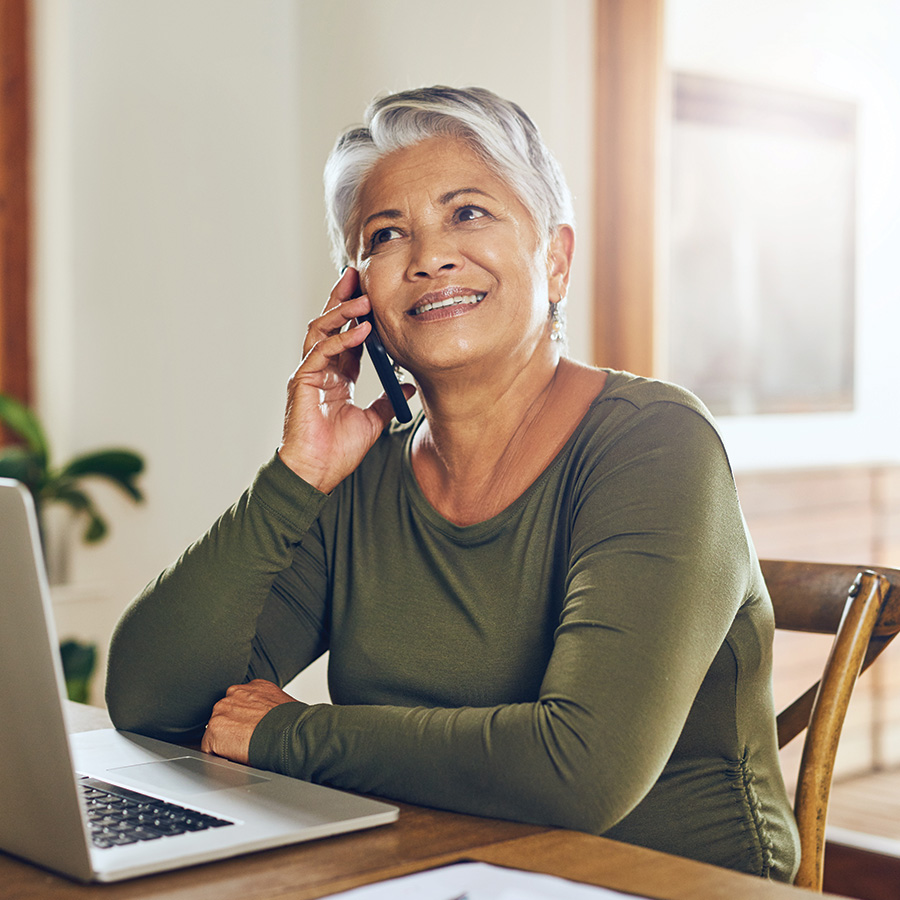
[{"left": 760, "top": 559, "right": 900, "bottom": 892}]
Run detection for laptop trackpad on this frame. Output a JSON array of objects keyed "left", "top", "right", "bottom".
[{"left": 108, "top": 756, "right": 270, "bottom": 795}]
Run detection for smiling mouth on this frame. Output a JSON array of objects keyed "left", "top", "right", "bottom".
[{"left": 409, "top": 293, "right": 486, "bottom": 316}]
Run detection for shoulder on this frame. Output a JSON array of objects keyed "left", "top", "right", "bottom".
[
  {"left": 555, "top": 361, "right": 716, "bottom": 429},
  {"left": 594, "top": 368, "right": 715, "bottom": 422},
  {"left": 564, "top": 369, "right": 733, "bottom": 485},
  {"left": 562, "top": 372, "right": 747, "bottom": 555},
  {"left": 564, "top": 368, "right": 722, "bottom": 451}
]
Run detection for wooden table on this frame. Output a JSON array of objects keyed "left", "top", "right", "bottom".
[{"left": 1, "top": 703, "right": 844, "bottom": 899}]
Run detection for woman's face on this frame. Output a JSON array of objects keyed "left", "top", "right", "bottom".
[{"left": 354, "top": 137, "right": 571, "bottom": 379}]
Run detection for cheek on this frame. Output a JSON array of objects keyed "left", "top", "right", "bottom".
[
  {"left": 358, "top": 262, "right": 406, "bottom": 337},
  {"left": 469, "top": 229, "right": 542, "bottom": 281},
  {"left": 496, "top": 246, "right": 549, "bottom": 303},
  {"left": 359, "top": 253, "right": 401, "bottom": 296}
]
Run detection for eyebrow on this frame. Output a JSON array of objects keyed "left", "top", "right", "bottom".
[
  {"left": 439, "top": 187, "right": 496, "bottom": 205},
  {"left": 361, "top": 188, "right": 498, "bottom": 232},
  {"left": 361, "top": 208, "right": 403, "bottom": 231}
]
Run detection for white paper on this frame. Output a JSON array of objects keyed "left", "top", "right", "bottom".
[{"left": 326, "top": 860, "right": 648, "bottom": 899}]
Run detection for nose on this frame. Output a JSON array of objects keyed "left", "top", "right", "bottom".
[{"left": 405, "top": 227, "right": 462, "bottom": 280}]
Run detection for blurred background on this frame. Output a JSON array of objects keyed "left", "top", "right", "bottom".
[{"left": 2, "top": 0, "right": 900, "bottom": 863}]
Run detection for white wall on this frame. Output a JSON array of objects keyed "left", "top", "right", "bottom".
[
  {"left": 33, "top": 0, "right": 309, "bottom": 698},
  {"left": 665, "top": 0, "right": 900, "bottom": 470},
  {"left": 31, "top": 0, "right": 596, "bottom": 701}
]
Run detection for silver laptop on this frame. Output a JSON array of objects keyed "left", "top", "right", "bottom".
[{"left": 0, "top": 478, "right": 398, "bottom": 882}]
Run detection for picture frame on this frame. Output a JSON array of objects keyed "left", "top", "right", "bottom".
[{"left": 666, "top": 73, "right": 857, "bottom": 416}]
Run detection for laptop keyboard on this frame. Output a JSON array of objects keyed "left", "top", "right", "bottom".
[{"left": 79, "top": 777, "right": 234, "bottom": 849}]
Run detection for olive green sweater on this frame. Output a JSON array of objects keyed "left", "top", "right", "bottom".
[{"left": 106, "top": 370, "right": 799, "bottom": 881}]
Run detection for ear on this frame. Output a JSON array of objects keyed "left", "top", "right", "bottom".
[{"left": 546, "top": 225, "right": 575, "bottom": 302}]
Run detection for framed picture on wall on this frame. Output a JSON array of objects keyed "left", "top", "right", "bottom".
[{"left": 665, "top": 73, "right": 856, "bottom": 416}]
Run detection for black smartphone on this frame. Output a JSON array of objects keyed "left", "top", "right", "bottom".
[{"left": 359, "top": 311, "right": 413, "bottom": 423}]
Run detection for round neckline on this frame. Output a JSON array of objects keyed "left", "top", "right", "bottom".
[{"left": 399, "top": 369, "right": 620, "bottom": 541}]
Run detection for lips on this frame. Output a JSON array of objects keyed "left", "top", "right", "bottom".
[{"left": 409, "top": 288, "right": 486, "bottom": 317}]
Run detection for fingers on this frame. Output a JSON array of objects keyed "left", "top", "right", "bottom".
[
  {"left": 201, "top": 681, "right": 293, "bottom": 763},
  {"left": 223, "top": 679, "right": 291, "bottom": 703},
  {"left": 303, "top": 297, "right": 369, "bottom": 359},
  {"left": 331, "top": 265, "right": 362, "bottom": 304},
  {"left": 278, "top": 269, "right": 395, "bottom": 493},
  {"left": 366, "top": 382, "right": 418, "bottom": 429},
  {"left": 290, "top": 320, "right": 370, "bottom": 399},
  {"left": 303, "top": 267, "right": 369, "bottom": 357}
]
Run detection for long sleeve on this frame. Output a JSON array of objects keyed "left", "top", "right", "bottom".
[{"left": 105, "top": 453, "right": 330, "bottom": 739}]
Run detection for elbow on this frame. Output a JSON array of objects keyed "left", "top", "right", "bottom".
[
  {"left": 104, "top": 682, "right": 151, "bottom": 736},
  {"left": 105, "top": 677, "right": 167, "bottom": 738},
  {"left": 105, "top": 641, "right": 153, "bottom": 734},
  {"left": 521, "top": 703, "right": 655, "bottom": 834},
  {"left": 105, "top": 658, "right": 208, "bottom": 743},
  {"left": 106, "top": 688, "right": 207, "bottom": 744},
  {"left": 104, "top": 649, "right": 138, "bottom": 731},
  {"left": 528, "top": 776, "right": 637, "bottom": 836}
]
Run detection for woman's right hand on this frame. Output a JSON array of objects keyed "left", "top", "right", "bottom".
[{"left": 278, "top": 268, "right": 414, "bottom": 494}]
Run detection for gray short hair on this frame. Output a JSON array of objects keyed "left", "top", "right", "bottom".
[{"left": 324, "top": 85, "right": 575, "bottom": 269}]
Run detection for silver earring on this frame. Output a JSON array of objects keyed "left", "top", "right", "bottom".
[{"left": 549, "top": 301, "right": 564, "bottom": 342}]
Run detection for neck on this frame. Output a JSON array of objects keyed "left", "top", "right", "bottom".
[
  {"left": 410, "top": 349, "right": 568, "bottom": 524},
  {"left": 417, "top": 341, "right": 559, "bottom": 446}
]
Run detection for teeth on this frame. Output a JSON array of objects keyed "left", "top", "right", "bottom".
[{"left": 412, "top": 293, "right": 485, "bottom": 316}]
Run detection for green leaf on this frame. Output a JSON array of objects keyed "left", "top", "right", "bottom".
[
  {"left": 83, "top": 512, "right": 108, "bottom": 543},
  {"left": 60, "top": 640, "right": 97, "bottom": 702},
  {"left": 59, "top": 450, "right": 145, "bottom": 502},
  {"left": 65, "top": 678, "right": 91, "bottom": 704},
  {"left": 48, "top": 484, "right": 109, "bottom": 543},
  {"left": 0, "top": 446, "right": 45, "bottom": 492},
  {"left": 0, "top": 394, "right": 49, "bottom": 462},
  {"left": 60, "top": 639, "right": 97, "bottom": 680},
  {"left": 48, "top": 483, "right": 90, "bottom": 511}
]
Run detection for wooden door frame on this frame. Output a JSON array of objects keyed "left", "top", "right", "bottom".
[
  {"left": 0, "top": 0, "right": 31, "bottom": 404},
  {"left": 592, "top": 0, "right": 664, "bottom": 376}
]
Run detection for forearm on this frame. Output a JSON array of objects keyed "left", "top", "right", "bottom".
[
  {"left": 249, "top": 690, "right": 670, "bottom": 835},
  {"left": 250, "top": 701, "right": 571, "bottom": 828},
  {"left": 106, "top": 454, "right": 329, "bottom": 738}
]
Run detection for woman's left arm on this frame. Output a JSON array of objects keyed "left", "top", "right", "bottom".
[
  {"left": 106, "top": 454, "right": 331, "bottom": 740},
  {"left": 216, "top": 401, "right": 751, "bottom": 834}
]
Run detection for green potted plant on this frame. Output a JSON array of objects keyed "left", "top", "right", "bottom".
[
  {"left": 59, "top": 639, "right": 98, "bottom": 704},
  {"left": 0, "top": 393, "right": 145, "bottom": 547},
  {"left": 0, "top": 393, "right": 145, "bottom": 702}
]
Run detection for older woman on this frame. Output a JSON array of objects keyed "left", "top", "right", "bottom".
[{"left": 106, "top": 86, "right": 800, "bottom": 881}]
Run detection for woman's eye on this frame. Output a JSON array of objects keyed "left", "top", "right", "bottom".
[
  {"left": 370, "top": 227, "right": 402, "bottom": 248},
  {"left": 457, "top": 206, "right": 488, "bottom": 222}
]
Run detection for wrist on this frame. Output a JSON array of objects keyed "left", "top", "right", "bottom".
[
  {"left": 252, "top": 453, "right": 331, "bottom": 533},
  {"left": 276, "top": 446, "right": 335, "bottom": 494},
  {"left": 248, "top": 701, "right": 310, "bottom": 777}
]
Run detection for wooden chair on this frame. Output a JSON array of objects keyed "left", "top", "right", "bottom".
[{"left": 761, "top": 559, "right": 900, "bottom": 891}]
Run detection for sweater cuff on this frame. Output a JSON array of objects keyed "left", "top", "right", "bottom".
[
  {"left": 248, "top": 452, "right": 330, "bottom": 538},
  {"left": 248, "top": 700, "right": 311, "bottom": 777}
]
